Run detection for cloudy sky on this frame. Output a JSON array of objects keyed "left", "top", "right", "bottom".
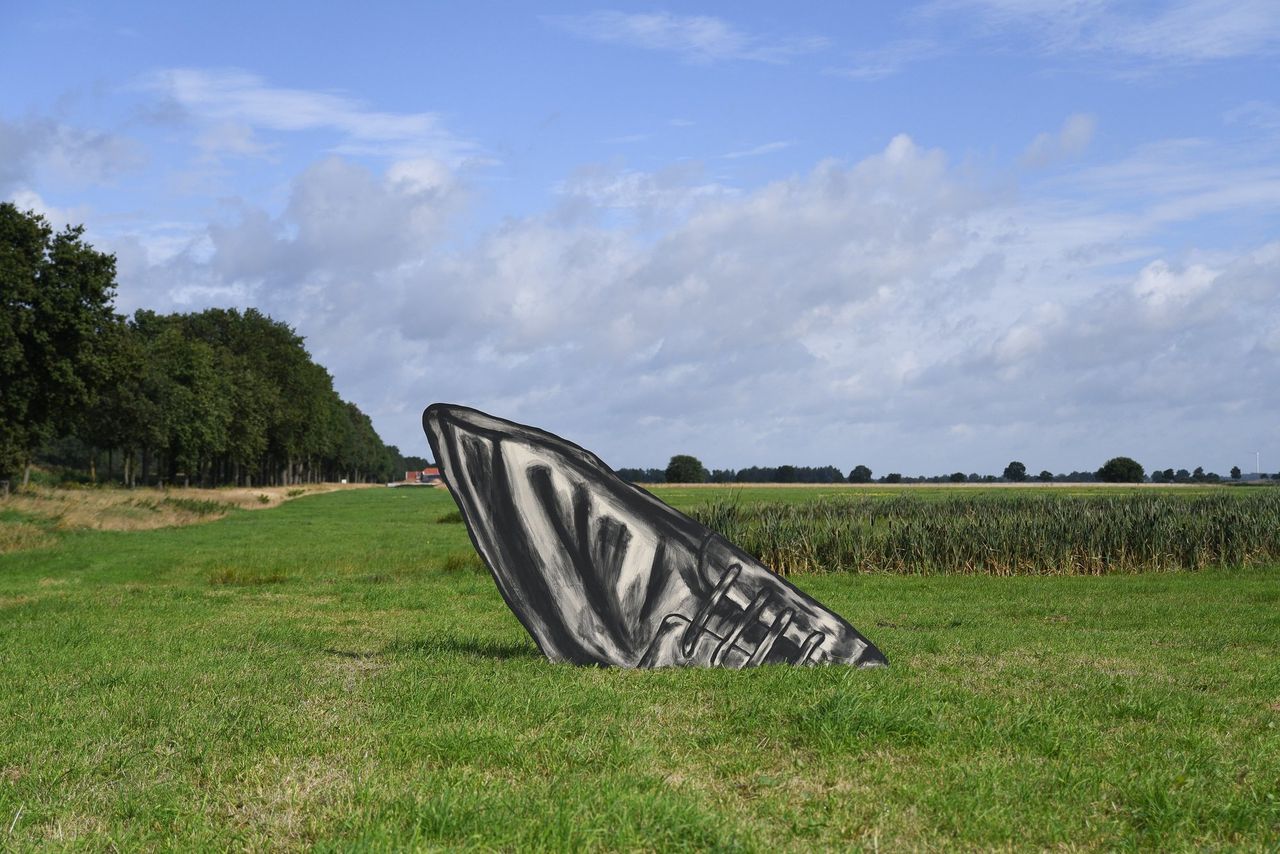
[{"left": 3, "top": 2, "right": 1278, "bottom": 475}]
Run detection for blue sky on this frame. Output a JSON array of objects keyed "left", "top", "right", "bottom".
[{"left": 3, "top": 1, "right": 1279, "bottom": 475}]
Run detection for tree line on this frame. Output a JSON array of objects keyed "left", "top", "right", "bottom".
[
  {"left": 1, "top": 203, "right": 408, "bottom": 487},
  {"left": 617, "top": 455, "right": 1274, "bottom": 485}
]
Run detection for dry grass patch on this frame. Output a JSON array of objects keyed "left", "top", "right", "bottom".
[
  {"left": 0, "top": 483, "right": 375, "bottom": 540},
  {"left": 222, "top": 755, "right": 359, "bottom": 850},
  {"left": 0, "top": 520, "right": 54, "bottom": 553}
]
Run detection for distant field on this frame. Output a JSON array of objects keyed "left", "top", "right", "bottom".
[{"left": 1, "top": 486, "right": 1277, "bottom": 849}]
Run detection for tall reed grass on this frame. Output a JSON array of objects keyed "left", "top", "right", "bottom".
[{"left": 689, "top": 491, "right": 1280, "bottom": 575}]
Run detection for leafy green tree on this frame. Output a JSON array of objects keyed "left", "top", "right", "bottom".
[
  {"left": 882, "top": 473, "right": 902, "bottom": 484},
  {"left": 0, "top": 204, "right": 119, "bottom": 484},
  {"left": 1231, "top": 466, "right": 1242, "bottom": 480},
  {"left": 1038, "top": 470, "right": 1053, "bottom": 482},
  {"left": 79, "top": 318, "right": 145, "bottom": 483},
  {"left": 145, "top": 324, "right": 230, "bottom": 486},
  {"left": 1097, "top": 456, "right": 1145, "bottom": 483},
  {"left": 949, "top": 471, "right": 966, "bottom": 483},
  {"left": 1002, "top": 461, "right": 1027, "bottom": 482},
  {"left": 848, "top": 464, "right": 872, "bottom": 483},
  {"left": 1, "top": 214, "right": 400, "bottom": 487},
  {"left": 665, "top": 454, "right": 707, "bottom": 484}
]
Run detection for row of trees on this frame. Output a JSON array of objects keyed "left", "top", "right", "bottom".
[
  {"left": 621, "top": 455, "right": 1272, "bottom": 485},
  {"left": 619, "top": 457, "right": 853, "bottom": 485},
  {"left": 1, "top": 203, "right": 406, "bottom": 487}
]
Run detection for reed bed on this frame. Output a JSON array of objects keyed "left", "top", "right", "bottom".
[{"left": 690, "top": 490, "right": 1280, "bottom": 575}]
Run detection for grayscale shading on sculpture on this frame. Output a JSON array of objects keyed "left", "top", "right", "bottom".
[{"left": 424, "top": 403, "right": 887, "bottom": 669}]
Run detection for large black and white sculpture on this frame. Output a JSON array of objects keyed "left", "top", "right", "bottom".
[{"left": 424, "top": 403, "right": 887, "bottom": 669}]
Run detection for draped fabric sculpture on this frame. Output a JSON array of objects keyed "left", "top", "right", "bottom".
[{"left": 424, "top": 403, "right": 887, "bottom": 669}]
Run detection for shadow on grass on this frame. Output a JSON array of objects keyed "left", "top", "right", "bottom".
[{"left": 387, "top": 635, "right": 543, "bottom": 661}]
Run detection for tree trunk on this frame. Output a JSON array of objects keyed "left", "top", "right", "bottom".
[
  {"left": 89, "top": 448, "right": 97, "bottom": 484},
  {"left": 22, "top": 461, "right": 31, "bottom": 488}
]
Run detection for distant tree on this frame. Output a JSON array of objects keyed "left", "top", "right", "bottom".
[
  {"left": 1174, "top": 468, "right": 1191, "bottom": 483},
  {"left": 810, "top": 465, "right": 845, "bottom": 484},
  {"left": 1097, "top": 456, "right": 1145, "bottom": 483},
  {"left": 1192, "top": 466, "right": 1206, "bottom": 482},
  {"left": 949, "top": 471, "right": 967, "bottom": 483},
  {"left": 1038, "top": 470, "right": 1053, "bottom": 482},
  {"left": 665, "top": 454, "right": 707, "bottom": 484},
  {"left": 848, "top": 464, "right": 872, "bottom": 483},
  {"left": 617, "top": 467, "right": 666, "bottom": 483},
  {"left": 776, "top": 464, "right": 796, "bottom": 484},
  {"left": 1150, "top": 469, "right": 1167, "bottom": 483},
  {"left": 968, "top": 473, "right": 981, "bottom": 483},
  {"left": 1231, "top": 465, "right": 1242, "bottom": 480},
  {"left": 1002, "top": 461, "right": 1028, "bottom": 482},
  {"left": 881, "top": 472, "right": 902, "bottom": 484}
]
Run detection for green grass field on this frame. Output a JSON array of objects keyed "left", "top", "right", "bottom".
[{"left": 2, "top": 486, "right": 1278, "bottom": 850}]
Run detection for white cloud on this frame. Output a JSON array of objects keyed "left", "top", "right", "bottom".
[
  {"left": 100, "top": 130, "right": 1280, "bottom": 474},
  {"left": 547, "top": 11, "right": 828, "bottom": 64},
  {"left": 1132, "top": 258, "right": 1216, "bottom": 318},
  {"left": 194, "top": 121, "right": 272, "bottom": 160},
  {"left": 1225, "top": 100, "right": 1280, "bottom": 132},
  {"left": 0, "top": 116, "right": 145, "bottom": 193},
  {"left": 5, "top": 188, "right": 92, "bottom": 231},
  {"left": 141, "top": 68, "right": 477, "bottom": 161},
  {"left": 555, "top": 162, "right": 733, "bottom": 215},
  {"left": 825, "top": 38, "right": 940, "bottom": 80},
  {"left": 1021, "top": 113, "right": 1097, "bottom": 167},
  {"left": 723, "top": 141, "right": 794, "bottom": 160},
  {"left": 1107, "top": 0, "right": 1280, "bottom": 62},
  {"left": 927, "top": 0, "right": 1280, "bottom": 65}
]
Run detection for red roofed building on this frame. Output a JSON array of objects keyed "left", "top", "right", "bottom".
[{"left": 405, "top": 467, "right": 441, "bottom": 484}]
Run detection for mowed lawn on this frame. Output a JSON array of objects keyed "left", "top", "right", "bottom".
[{"left": 1, "top": 486, "right": 1278, "bottom": 850}]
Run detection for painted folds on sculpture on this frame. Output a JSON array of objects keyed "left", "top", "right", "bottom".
[{"left": 424, "top": 403, "right": 887, "bottom": 669}]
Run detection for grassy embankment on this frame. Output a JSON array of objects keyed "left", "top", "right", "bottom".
[{"left": 1, "top": 485, "right": 1277, "bottom": 849}]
